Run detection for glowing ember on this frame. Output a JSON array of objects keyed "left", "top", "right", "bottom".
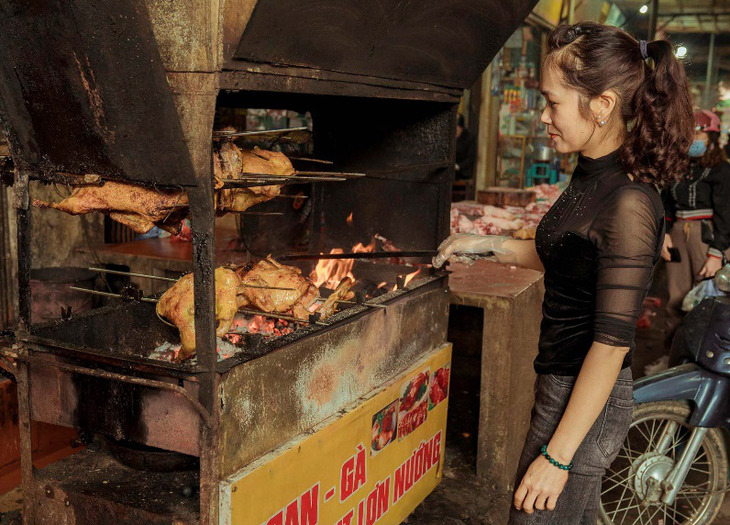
[
  {"left": 346, "top": 212, "right": 353, "bottom": 226},
  {"left": 376, "top": 281, "right": 387, "bottom": 289},
  {"left": 310, "top": 238, "right": 376, "bottom": 288},
  {"left": 228, "top": 313, "right": 293, "bottom": 337},
  {"left": 149, "top": 340, "right": 240, "bottom": 363}
]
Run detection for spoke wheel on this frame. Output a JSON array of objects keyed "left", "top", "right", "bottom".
[{"left": 599, "top": 401, "right": 727, "bottom": 525}]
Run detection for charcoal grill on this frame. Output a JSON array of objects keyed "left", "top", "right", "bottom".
[{"left": 0, "top": 1, "right": 537, "bottom": 523}]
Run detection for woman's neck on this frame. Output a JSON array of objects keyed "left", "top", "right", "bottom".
[{"left": 581, "top": 127, "right": 626, "bottom": 159}]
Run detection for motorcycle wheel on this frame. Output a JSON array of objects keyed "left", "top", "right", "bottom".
[{"left": 599, "top": 401, "right": 727, "bottom": 525}]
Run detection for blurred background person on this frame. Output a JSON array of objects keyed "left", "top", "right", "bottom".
[
  {"left": 455, "top": 113, "right": 476, "bottom": 181},
  {"left": 662, "top": 109, "right": 730, "bottom": 348}
]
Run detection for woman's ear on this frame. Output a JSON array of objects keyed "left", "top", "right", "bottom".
[{"left": 589, "top": 90, "right": 618, "bottom": 124}]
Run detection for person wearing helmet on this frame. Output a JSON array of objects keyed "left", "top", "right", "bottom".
[{"left": 662, "top": 109, "right": 730, "bottom": 347}]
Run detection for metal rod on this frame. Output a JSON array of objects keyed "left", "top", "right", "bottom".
[
  {"left": 88, "top": 268, "right": 296, "bottom": 291},
  {"left": 648, "top": 0, "right": 659, "bottom": 40},
  {"left": 17, "top": 361, "right": 35, "bottom": 524},
  {"left": 212, "top": 126, "right": 307, "bottom": 138},
  {"left": 294, "top": 170, "right": 366, "bottom": 178},
  {"left": 279, "top": 250, "right": 438, "bottom": 261},
  {"left": 276, "top": 194, "right": 309, "bottom": 199},
  {"left": 90, "top": 267, "right": 178, "bottom": 282},
  {"left": 288, "top": 157, "right": 334, "bottom": 165},
  {"left": 704, "top": 32, "right": 716, "bottom": 108},
  {"left": 242, "top": 211, "right": 284, "bottom": 216},
  {"left": 239, "top": 283, "right": 298, "bottom": 291},
  {"left": 219, "top": 175, "right": 346, "bottom": 187},
  {"left": 334, "top": 299, "right": 387, "bottom": 309},
  {"left": 8, "top": 350, "right": 214, "bottom": 428},
  {"left": 69, "top": 286, "right": 158, "bottom": 303},
  {"left": 15, "top": 169, "right": 32, "bottom": 332},
  {"left": 237, "top": 307, "right": 328, "bottom": 327}
]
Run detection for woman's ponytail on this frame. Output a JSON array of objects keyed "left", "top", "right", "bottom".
[{"left": 622, "top": 40, "right": 694, "bottom": 184}]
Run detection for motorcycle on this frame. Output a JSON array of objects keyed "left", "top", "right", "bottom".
[{"left": 599, "top": 265, "right": 730, "bottom": 525}]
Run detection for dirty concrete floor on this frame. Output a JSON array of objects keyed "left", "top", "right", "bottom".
[{"left": 408, "top": 262, "right": 730, "bottom": 525}]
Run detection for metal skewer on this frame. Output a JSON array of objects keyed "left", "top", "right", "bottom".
[
  {"left": 70, "top": 286, "right": 158, "bottom": 303},
  {"left": 212, "top": 127, "right": 308, "bottom": 139},
  {"left": 90, "top": 267, "right": 177, "bottom": 282},
  {"left": 276, "top": 194, "right": 308, "bottom": 199},
  {"left": 334, "top": 299, "right": 387, "bottom": 309},
  {"left": 288, "top": 157, "right": 334, "bottom": 165},
  {"left": 242, "top": 211, "right": 284, "bottom": 216},
  {"left": 237, "top": 307, "right": 328, "bottom": 327},
  {"left": 88, "top": 268, "right": 297, "bottom": 291},
  {"left": 279, "top": 250, "right": 438, "bottom": 262},
  {"left": 219, "top": 175, "right": 346, "bottom": 188},
  {"left": 294, "top": 170, "right": 365, "bottom": 178}
]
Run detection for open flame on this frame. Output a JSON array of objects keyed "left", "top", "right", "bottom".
[
  {"left": 310, "top": 238, "right": 376, "bottom": 288},
  {"left": 403, "top": 269, "right": 421, "bottom": 287},
  {"left": 346, "top": 212, "right": 353, "bottom": 226},
  {"left": 391, "top": 269, "right": 422, "bottom": 292}
]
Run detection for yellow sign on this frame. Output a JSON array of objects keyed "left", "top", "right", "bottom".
[{"left": 221, "top": 344, "right": 452, "bottom": 525}]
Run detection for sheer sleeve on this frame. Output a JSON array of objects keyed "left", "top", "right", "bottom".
[{"left": 588, "top": 187, "right": 662, "bottom": 348}]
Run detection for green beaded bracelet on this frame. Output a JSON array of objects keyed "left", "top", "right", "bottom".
[{"left": 541, "top": 445, "right": 574, "bottom": 471}]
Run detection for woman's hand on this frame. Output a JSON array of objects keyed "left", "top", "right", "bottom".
[
  {"left": 432, "top": 233, "right": 509, "bottom": 268},
  {"left": 513, "top": 455, "right": 569, "bottom": 513},
  {"left": 661, "top": 234, "right": 673, "bottom": 262},
  {"left": 699, "top": 255, "right": 723, "bottom": 278}
]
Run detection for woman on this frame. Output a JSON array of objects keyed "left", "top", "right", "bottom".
[
  {"left": 662, "top": 109, "right": 730, "bottom": 346},
  {"left": 434, "top": 22, "right": 693, "bottom": 524}
]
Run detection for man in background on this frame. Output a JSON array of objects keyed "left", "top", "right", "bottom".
[{"left": 455, "top": 114, "right": 476, "bottom": 181}]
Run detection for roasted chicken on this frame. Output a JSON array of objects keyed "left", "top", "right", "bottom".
[
  {"left": 33, "top": 140, "right": 294, "bottom": 231},
  {"left": 157, "top": 257, "right": 359, "bottom": 360},
  {"left": 235, "top": 256, "right": 319, "bottom": 320},
  {"left": 156, "top": 267, "right": 242, "bottom": 361},
  {"left": 215, "top": 144, "right": 295, "bottom": 214},
  {"left": 33, "top": 181, "right": 189, "bottom": 234}
]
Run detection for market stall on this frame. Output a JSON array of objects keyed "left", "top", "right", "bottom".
[{"left": 0, "top": 1, "right": 539, "bottom": 524}]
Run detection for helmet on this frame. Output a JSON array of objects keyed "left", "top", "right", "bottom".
[{"left": 694, "top": 109, "right": 721, "bottom": 133}]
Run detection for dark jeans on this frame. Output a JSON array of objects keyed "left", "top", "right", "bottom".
[{"left": 507, "top": 367, "right": 634, "bottom": 525}]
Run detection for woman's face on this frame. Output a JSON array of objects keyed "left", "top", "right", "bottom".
[{"left": 540, "top": 65, "right": 596, "bottom": 154}]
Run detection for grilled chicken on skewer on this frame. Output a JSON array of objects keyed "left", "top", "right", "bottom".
[
  {"left": 33, "top": 181, "right": 189, "bottom": 234},
  {"left": 214, "top": 144, "right": 295, "bottom": 214},
  {"left": 156, "top": 267, "right": 242, "bottom": 361},
  {"left": 33, "top": 141, "right": 295, "bottom": 231},
  {"left": 234, "top": 256, "right": 318, "bottom": 320}
]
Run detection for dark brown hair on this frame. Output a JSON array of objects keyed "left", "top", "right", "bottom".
[
  {"left": 546, "top": 22, "right": 694, "bottom": 186},
  {"left": 698, "top": 131, "right": 727, "bottom": 169}
]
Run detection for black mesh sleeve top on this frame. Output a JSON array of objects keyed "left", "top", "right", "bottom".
[{"left": 534, "top": 149, "right": 664, "bottom": 376}]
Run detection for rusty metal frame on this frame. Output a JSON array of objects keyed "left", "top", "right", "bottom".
[
  {"left": 7, "top": 351, "right": 215, "bottom": 428},
  {"left": 10, "top": 163, "right": 222, "bottom": 524}
]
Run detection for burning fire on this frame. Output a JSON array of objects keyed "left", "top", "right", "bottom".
[
  {"left": 392, "top": 269, "right": 422, "bottom": 292},
  {"left": 404, "top": 269, "right": 421, "bottom": 287},
  {"left": 310, "top": 238, "right": 376, "bottom": 288},
  {"left": 346, "top": 212, "right": 353, "bottom": 226}
]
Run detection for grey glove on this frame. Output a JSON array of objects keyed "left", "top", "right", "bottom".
[{"left": 432, "top": 233, "right": 514, "bottom": 268}]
